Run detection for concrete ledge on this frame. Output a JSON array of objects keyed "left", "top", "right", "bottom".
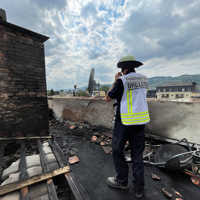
[
  {"left": 48, "top": 97, "right": 114, "bottom": 129},
  {"left": 48, "top": 97, "right": 200, "bottom": 144}
]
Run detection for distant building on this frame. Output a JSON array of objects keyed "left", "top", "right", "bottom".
[
  {"left": 93, "top": 90, "right": 106, "bottom": 97},
  {"left": 88, "top": 68, "right": 101, "bottom": 96},
  {"left": 156, "top": 82, "right": 200, "bottom": 100},
  {"left": 147, "top": 89, "right": 156, "bottom": 98}
]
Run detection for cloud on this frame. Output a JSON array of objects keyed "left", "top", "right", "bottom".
[
  {"left": 32, "top": 0, "right": 67, "bottom": 10},
  {"left": 118, "top": 0, "right": 200, "bottom": 61},
  {"left": 81, "top": 2, "right": 97, "bottom": 19},
  {"left": 1, "top": 0, "right": 200, "bottom": 90}
]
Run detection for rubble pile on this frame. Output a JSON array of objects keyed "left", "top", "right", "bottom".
[{"left": 49, "top": 118, "right": 111, "bottom": 142}]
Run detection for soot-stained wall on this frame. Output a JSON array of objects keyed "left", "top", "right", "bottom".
[{"left": 0, "top": 11, "right": 49, "bottom": 137}]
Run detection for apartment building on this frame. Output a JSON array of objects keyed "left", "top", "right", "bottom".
[{"left": 156, "top": 82, "right": 200, "bottom": 100}]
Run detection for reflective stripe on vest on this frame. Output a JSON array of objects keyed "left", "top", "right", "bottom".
[{"left": 120, "top": 72, "right": 150, "bottom": 126}]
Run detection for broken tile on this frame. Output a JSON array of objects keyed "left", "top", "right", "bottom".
[
  {"left": 100, "top": 141, "right": 105, "bottom": 146},
  {"left": 91, "top": 136, "right": 97, "bottom": 142},
  {"left": 174, "top": 190, "right": 183, "bottom": 198},
  {"left": 161, "top": 188, "right": 173, "bottom": 199},
  {"left": 93, "top": 132, "right": 101, "bottom": 136},
  {"left": 102, "top": 146, "right": 112, "bottom": 154},
  {"left": 96, "top": 137, "right": 104, "bottom": 144},
  {"left": 152, "top": 173, "right": 161, "bottom": 181},
  {"left": 102, "top": 132, "right": 112, "bottom": 138},
  {"left": 69, "top": 155, "right": 80, "bottom": 164},
  {"left": 69, "top": 125, "right": 76, "bottom": 130},
  {"left": 191, "top": 177, "right": 200, "bottom": 186}
]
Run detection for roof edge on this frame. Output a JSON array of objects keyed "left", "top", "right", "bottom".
[{"left": 0, "top": 20, "right": 49, "bottom": 42}]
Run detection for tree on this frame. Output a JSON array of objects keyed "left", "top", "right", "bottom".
[
  {"left": 76, "top": 90, "right": 89, "bottom": 97},
  {"left": 48, "top": 89, "right": 55, "bottom": 96}
]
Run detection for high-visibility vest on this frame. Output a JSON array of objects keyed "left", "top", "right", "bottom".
[{"left": 120, "top": 72, "right": 150, "bottom": 125}]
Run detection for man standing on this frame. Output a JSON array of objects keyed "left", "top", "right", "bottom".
[{"left": 105, "top": 56, "right": 150, "bottom": 198}]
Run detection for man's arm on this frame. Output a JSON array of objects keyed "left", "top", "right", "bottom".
[
  {"left": 105, "top": 81, "right": 116, "bottom": 102},
  {"left": 105, "top": 72, "right": 123, "bottom": 102}
]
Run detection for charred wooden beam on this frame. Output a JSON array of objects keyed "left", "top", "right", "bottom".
[
  {"left": 0, "top": 136, "right": 52, "bottom": 141},
  {"left": 37, "top": 140, "right": 58, "bottom": 200},
  {"left": 19, "top": 141, "right": 30, "bottom": 200},
  {"left": 49, "top": 139, "right": 90, "bottom": 200}
]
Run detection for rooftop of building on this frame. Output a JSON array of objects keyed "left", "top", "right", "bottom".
[{"left": 157, "top": 82, "right": 196, "bottom": 88}]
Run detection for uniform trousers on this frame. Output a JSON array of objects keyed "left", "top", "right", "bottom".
[{"left": 112, "top": 120, "right": 145, "bottom": 192}]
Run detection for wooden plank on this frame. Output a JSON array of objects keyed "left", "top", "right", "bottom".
[
  {"left": 0, "top": 166, "right": 70, "bottom": 196},
  {"left": 0, "top": 136, "right": 52, "bottom": 141}
]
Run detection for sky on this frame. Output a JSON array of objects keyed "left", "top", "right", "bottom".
[{"left": 1, "top": 0, "right": 200, "bottom": 90}]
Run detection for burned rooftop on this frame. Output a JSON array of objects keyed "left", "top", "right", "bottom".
[{"left": 0, "top": 8, "right": 200, "bottom": 200}]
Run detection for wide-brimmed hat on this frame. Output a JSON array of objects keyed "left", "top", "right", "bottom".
[{"left": 117, "top": 55, "right": 143, "bottom": 68}]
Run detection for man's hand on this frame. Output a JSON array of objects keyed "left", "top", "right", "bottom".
[
  {"left": 115, "top": 72, "right": 122, "bottom": 81},
  {"left": 105, "top": 72, "right": 122, "bottom": 102}
]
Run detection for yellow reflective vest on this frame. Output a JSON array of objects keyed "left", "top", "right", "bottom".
[{"left": 120, "top": 72, "right": 150, "bottom": 125}]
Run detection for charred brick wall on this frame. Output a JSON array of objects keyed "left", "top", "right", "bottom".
[{"left": 0, "top": 16, "right": 49, "bottom": 137}]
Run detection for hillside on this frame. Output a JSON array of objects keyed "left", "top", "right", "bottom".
[
  {"left": 79, "top": 74, "right": 200, "bottom": 91},
  {"left": 148, "top": 74, "right": 200, "bottom": 89}
]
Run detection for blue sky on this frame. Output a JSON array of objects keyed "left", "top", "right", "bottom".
[{"left": 1, "top": 0, "right": 200, "bottom": 90}]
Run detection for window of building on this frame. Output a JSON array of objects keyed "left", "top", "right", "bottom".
[
  {"left": 172, "top": 87, "right": 177, "bottom": 92},
  {"left": 182, "top": 88, "right": 185, "bottom": 92},
  {"left": 161, "top": 94, "right": 169, "bottom": 98},
  {"left": 176, "top": 94, "right": 184, "bottom": 98},
  {"left": 178, "top": 87, "right": 182, "bottom": 92}
]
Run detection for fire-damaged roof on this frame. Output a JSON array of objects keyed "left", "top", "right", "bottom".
[
  {"left": 55, "top": 134, "right": 200, "bottom": 200},
  {"left": 1, "top": 119, "right": 200, "bottom": 200}
]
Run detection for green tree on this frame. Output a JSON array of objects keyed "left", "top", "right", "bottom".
[
  {"left": 48, "top": 89, "right": 55, "bottom": 96},
  {"left": 76, "top": 90, "right": 89, "bottom": 97}
]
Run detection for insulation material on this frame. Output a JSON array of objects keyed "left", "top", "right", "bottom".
[{"left": 2, "top": 159, "right": 20, "bottom": 180}]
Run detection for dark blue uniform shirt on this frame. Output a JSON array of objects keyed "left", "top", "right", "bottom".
[{"left": 108, "top": 79, "right": 124, "bottom": 121}]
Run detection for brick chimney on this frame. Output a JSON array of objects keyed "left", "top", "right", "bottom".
[
  {"left": 0, "top": 8, "right": 7, "bottom": 22},
  {"left": 0, "top": 9, "right": 49, "bottom": 137}
]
